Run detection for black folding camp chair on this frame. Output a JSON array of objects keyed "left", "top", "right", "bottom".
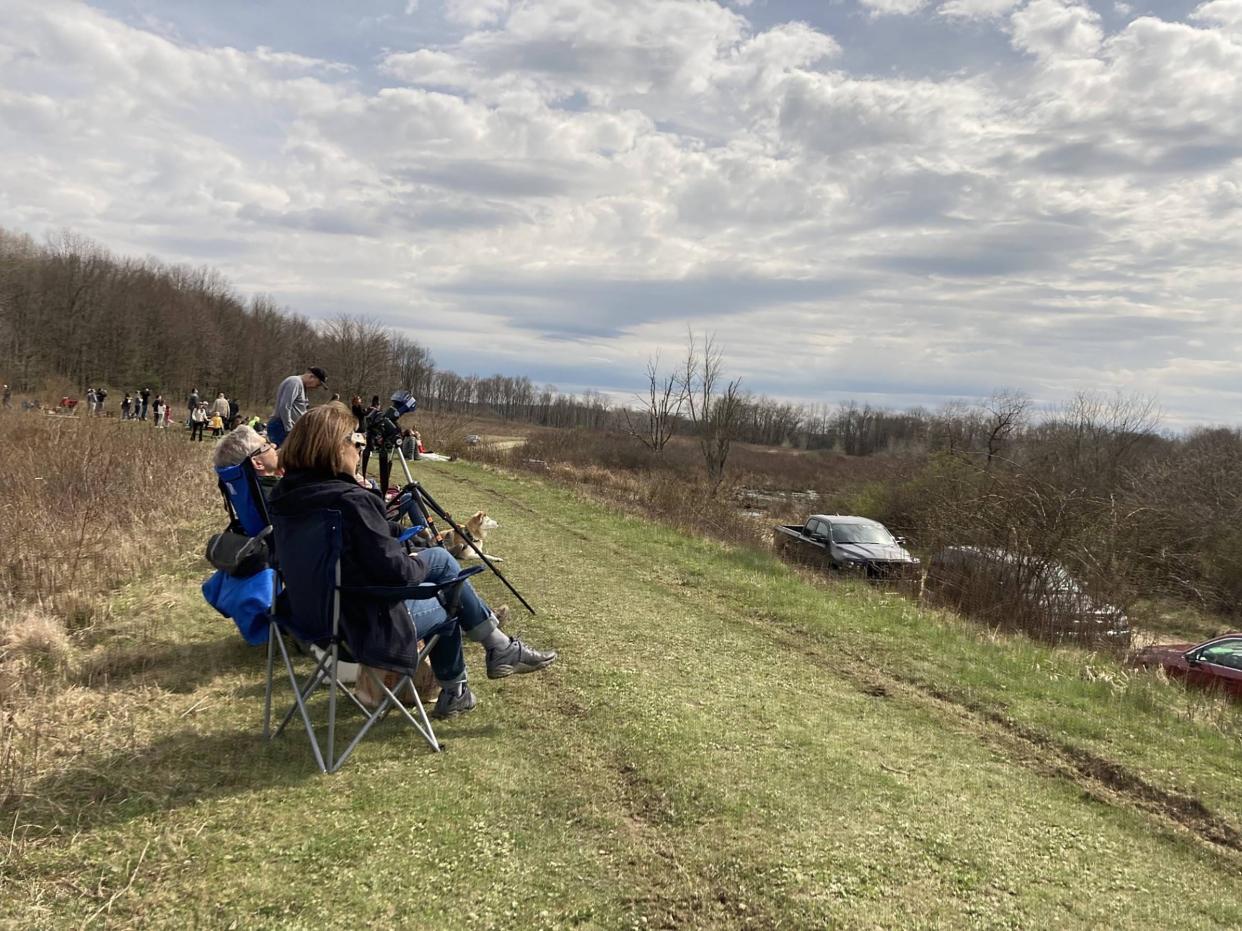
[{"left": 217, "top": 461, "right": 481, "bottom": 772}]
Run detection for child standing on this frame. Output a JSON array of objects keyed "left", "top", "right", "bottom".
[
  {"left": 209, "top": 409, "right": 224, "bottom": 437},
  {"left": 190, "top": 402, "right": 208, "bottom": 441}
]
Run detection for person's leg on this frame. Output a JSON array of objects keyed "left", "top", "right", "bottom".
[
  {"left": 404, "top": 596, "right": 476, "bottom": 718},
  {"left": 378, "top": 449, "right": 391, "bottom": 494},
  {"left": 361, "top": 446, "right": 371, "bottom": 479},
  {"left": 417, "top": 546, "right": 558, "bottom": 678},
  {"left": 412, "top": 546, "right": 557, "bottom": 679},
  {"left": 405, "top": 597, "right": 465, "bottom": 684},
  {"left": 414, "top": 547, "right": 491, "bottom": 631}
]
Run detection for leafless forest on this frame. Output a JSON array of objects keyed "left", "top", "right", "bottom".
[{"left": 4, "top": 228, "right": 1242, "bottom": 630}]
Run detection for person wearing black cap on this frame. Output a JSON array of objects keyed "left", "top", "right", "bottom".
[{"left": 267, "top": 366, "right": 327, "bottom": 447}]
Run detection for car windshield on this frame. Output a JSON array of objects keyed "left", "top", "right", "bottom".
[{"left": 831, "top": 523, "right": 894, "bottom": 545}]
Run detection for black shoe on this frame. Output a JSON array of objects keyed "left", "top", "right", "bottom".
[{"left": 431, "top": 684, "right": 477, "bottom": 719}]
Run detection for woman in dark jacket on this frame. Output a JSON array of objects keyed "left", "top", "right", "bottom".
[{"left": 267, "top": 403, "right": 555, "bottom": 718}]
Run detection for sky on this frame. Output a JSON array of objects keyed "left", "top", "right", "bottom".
[{"left": 2, "top": 0, "right": 1241, "bottom": 425}]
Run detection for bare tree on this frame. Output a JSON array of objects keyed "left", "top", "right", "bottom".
[
  {"left": 983, "top": 389, "right": 1030, "bottom": 468},
  {"left": 624, "top": 352, "right": 686, "bottom": 455},
  {"left": 319, "top": 315, "right": 393, "bottom": 400},
  {"left": 680, "top": 330, "right": 745, "bottom": 496}
]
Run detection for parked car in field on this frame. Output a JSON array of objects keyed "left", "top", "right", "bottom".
[
  {"left": 924, "top": 546, "right": 1132, "bottom": 645},
  {"left": 465, "top": 434, "right": 481, "bottom": 446},
  {"left": 1132, "top": 633, "right": 1242, "bottom": 700},
  {"left": 774, "top": 515, "right": 919, "bottom": 580}
]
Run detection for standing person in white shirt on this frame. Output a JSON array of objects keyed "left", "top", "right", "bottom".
[{"left": 266, "top": 366, "right": 327, "bottom": 447}]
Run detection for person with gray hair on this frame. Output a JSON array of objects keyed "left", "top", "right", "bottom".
[{"left": 213, "top": 424, "right": 281, "bottom": 494}]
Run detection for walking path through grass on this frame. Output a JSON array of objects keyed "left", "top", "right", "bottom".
[{"left": 4, "top": 461, "right": 1241, "bottom": 928}]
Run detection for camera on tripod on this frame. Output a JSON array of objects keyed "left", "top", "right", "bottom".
[{"left": 366, "top": 390, "right": 417, "bottom": 449}]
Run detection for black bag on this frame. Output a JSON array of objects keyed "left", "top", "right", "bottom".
[{"left": 205, "top": 527, "right": 271, "bottom": 578}]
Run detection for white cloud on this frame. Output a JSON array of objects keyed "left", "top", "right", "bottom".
[
  {"left": 2, "top": 0, "right": 1242, "bottom": 423},
  {"left": 1193, "top": 0, "right": 1242, "bottom": 32},
  {"left": 940, "top": 0, "right": 1021, "bottom": 20},
  {"left": 858, "top": 0, "right": 929, "bottom": 16},
  {"left": 444, "top": 0, "right": 512, "bottom": 28},
  {"left": 1010, "top": 0, "right": 1104, "bottom": 59}
]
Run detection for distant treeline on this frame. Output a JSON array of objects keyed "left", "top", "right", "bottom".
[
  {"left": 0, "top": 227, "right": 617, "bottom": 427},
  {"left": 0, "top": 227, "right": 1143, "bottom": 455}
]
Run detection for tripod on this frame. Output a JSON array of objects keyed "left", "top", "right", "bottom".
[{"left": 390, "top": 446, "right": 536, "bottom": 615}]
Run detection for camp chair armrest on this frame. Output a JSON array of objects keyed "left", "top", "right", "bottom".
[{"left": 342, "top": 565, "right": 485, "bottom": 602}]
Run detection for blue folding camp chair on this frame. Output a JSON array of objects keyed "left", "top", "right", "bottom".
[{"left": 216, "top": 461, "right": 481, "bottom": 772}]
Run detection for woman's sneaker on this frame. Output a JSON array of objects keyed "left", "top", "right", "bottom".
[
  {"left": 431, "top": 683, "right": 477, "bottom": 719},
  {"left": 486, "top": 639, "right": 557, "bottom": 679}
]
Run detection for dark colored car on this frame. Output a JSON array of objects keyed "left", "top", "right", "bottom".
[
  {"left": 1133, "top": 634, "right": 1242, "bottom": 700},
  {"left": 774, "top": 515, "right": 919, "bottom": 580},
  {"left": 924, "top": 546, "right": 1132, "bottom": 646}
]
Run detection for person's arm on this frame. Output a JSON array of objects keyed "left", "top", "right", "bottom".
[
  {"left": 345, "top": 487, "right": 430, "bottom": 587},
  {"left": 273, "top": 377, "right": 297, "bottom": 430}
]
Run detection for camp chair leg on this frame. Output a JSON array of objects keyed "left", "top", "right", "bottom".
[
  {"left": 327, "top": 642, "right": 338, "bottom": 772},
  {"left": 262, "top": 623, "right": 276, "bottom": 739},
  {"left": 333, "top": 634, "right": 445, "bottom": 767},
  {"left": 331, "top": 667, "right": 440, "bottom": 771},
  {"left": 274, "top": 642, "right": 333, "bottom": 737},
  {"left": 376, "top": 673, "right": 440, "bottom": 752},
  {"left": 331, "top": 667, "right": 395, "bottom": 772},
  {"left": 273, "top": 626, "right": 328, "bottom": 774}
]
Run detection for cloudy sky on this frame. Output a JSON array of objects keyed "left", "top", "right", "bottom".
[{"left": 2, "top": 0, "right": 1241, "bottom": 424}]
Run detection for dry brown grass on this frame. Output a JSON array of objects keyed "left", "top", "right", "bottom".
[
  {"left": 0, "top": 410, "right": 218, "bottom": 811},
  {"left": 0, "top": 413, "right": 213, "bottom": 615}
]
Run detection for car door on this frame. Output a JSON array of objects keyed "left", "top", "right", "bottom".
[{"left": 1187, "top": 638, "right": 1242, "bottom": 698}]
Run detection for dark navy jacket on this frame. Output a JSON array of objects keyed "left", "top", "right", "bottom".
[{"left": 267, "top": 469, "right": 429, "bottom": 670}]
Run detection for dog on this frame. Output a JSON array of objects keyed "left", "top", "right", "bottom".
[{"left": 441, "top": 511, "right": 502, "bottom": 561}]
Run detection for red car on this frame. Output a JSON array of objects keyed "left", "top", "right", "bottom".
[{"left": 1133, "top": 633, "right": 1242, "bottom": 700}]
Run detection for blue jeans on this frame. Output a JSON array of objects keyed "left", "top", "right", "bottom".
[{"left": 404, "top": 548, "right": 492, "bottom": 684}]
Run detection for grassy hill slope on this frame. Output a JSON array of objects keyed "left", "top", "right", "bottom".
[{"left": 5, "top": 461, "right": 1241, "bottom": 929}]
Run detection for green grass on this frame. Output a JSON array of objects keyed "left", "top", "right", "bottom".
[{"left": 4, "top": 461, "right": 1241, "bottom": 928}]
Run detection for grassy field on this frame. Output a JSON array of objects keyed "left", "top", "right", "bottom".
[{"left": 3, "top": 457, "right": 1241, "bottom": 929}]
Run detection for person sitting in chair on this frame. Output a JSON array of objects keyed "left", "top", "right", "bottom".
[
  {"left": 213, "top": 424, "right": 281, "bottom": 493},
  {"left": 267, "top": 403, "right": 556, "bottom": 719}
]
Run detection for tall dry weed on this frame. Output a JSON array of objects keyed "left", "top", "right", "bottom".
[
  {"left": 0, "top": 411, "right": 218, "bottom": 816},
  {"left": 0, "top": 412, "right": 215, "bottom": 616}
]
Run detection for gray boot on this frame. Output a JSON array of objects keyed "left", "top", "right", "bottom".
[{"left": 486, "top": 639, "right": 557, "bottom": 679}]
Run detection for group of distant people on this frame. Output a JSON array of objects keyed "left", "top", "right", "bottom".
[{"left": 2, "top": 379, "right": 267, "bottom": 441}]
